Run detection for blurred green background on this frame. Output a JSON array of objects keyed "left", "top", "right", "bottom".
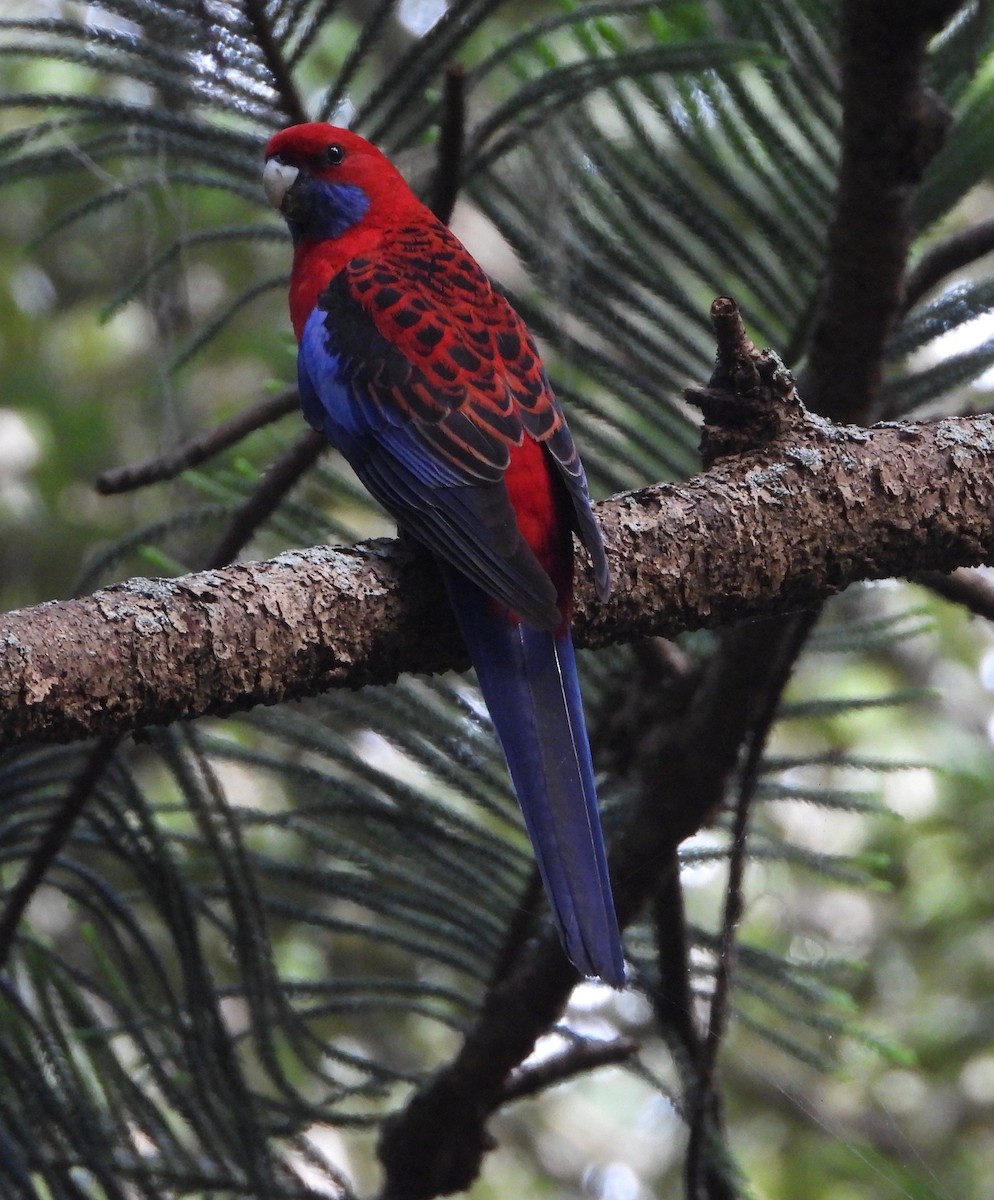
[{"left": 3, "top": 2, "right": 994, "bottom": 1198}]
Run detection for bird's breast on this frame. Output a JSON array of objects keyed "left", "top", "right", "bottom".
[{"left": 289, "top": 230, "right": 383, "bottom": 338}]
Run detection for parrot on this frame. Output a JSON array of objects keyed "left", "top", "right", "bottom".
[{"left": 263, "top": 122, "right": 624, "bottom": 986}]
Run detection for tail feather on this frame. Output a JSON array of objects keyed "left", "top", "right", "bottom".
[{"left": 441, "top": 566, "right": 625, "bottom": 986}]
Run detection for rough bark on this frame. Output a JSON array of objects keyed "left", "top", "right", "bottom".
[{"left": 4, "top": 401, "right": 994, "bottom": 747}]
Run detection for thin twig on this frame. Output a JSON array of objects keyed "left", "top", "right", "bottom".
[
  {"left": 651, "top": 850, "right": 702, "bottom": 1079},
  {"left": 429, "top": 65, "right": 466, "bottom": 225},
  {"left": 0, "top": 735, "right": 118, "bottom": 970},
  {"left": 206, "top": 429, "right": 326, "bottom": 569},
  {"left": 902, "top": 217, "right": 994, "bottom": 313},
  {"left": 486, "top": 870, "right": 548, "bottom": 989},
  {"left": 96, "top": 390, "right": 299, "bottom": 495},
  {"left": 914, "top": 566, "right": 994, "bottom": 622},
  {"left": 498, "top": 1036, "right": 640, "bottom": 1105}
]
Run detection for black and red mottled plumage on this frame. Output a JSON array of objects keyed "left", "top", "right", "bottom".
[{"left": 264, "top": 123, "right": 624, "bottom": 985}]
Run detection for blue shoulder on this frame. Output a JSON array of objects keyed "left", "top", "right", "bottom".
[{"left": 298, "top": 303, "right": 465, "bottom": 488}]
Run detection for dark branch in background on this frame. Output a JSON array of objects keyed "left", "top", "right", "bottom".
[
  {"left": 651, "top": 850, "right": 740, "bottom": 1200},
  {"left": 902, "top": 216, "right": 994, "bottom": 313},
  {"left": 95, "top": 389, "right": 299, "bottom": 495},
  {"left": 651, "top": 851, "right": 701, "bottom": 1079},
  {"left": 377, "top": 930, "right": 580, "bottom": 1198},
  {"left": 0, "top": 735, "right": 117, "bottom": 970},
  {"left": 242, "top": 0, "right": 309, "bottom": 126},
  {"left": 914, "top": 565, "right": 994, "bottom": 621},
  {"left": 486, "top": 870, "right": 544, "bottom": 989},
  {"left": 498, "top": 1036, "right": 640, "bottom": 1105},
  {"left": 427, "top": 64, "right": 466, "bottom": 225},
  {"left": 802, "top": 0, "right": 959, "bottom": 421}
]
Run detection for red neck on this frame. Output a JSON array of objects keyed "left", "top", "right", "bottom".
[{"left": 289, "top": 224, "right": 385, "bottom": 338}]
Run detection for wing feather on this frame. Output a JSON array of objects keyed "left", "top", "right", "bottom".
[{"left": 297, "top": 220, "right": 610, "bottom": 626}]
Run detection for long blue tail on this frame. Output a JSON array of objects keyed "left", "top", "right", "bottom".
[{"left": 441, "top": 567, "right": 625, "bottom": 986}]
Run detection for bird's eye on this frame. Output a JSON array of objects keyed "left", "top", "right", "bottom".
[{"left": 323, "top": 143, "right": 345, "bottom": 167}]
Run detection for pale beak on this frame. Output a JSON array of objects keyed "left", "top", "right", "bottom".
[{"left": 263, "top": 158, "right": 299, "bottom": 210}]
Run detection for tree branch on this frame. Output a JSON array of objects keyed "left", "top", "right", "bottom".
[
  {"left": 914, "top": 564, "right": 994, "bottom": 620},
  {"left": 5, "top": 400, "right": 994, "bottom": 746},
  {"left": 95, "top": 390, "right": 299, "bottom": 495},
  {"left": 903, "top": 216, "right": 994, "bottom": 313},
  {"left": 427, "top": 64, "right": 466, "bottom": 226},
  {"left": 801, "top": 0, "right": 958, "bottom": 420},
  {"left": 497, "top": 1037, "right": 640, "bottom": 1105}
]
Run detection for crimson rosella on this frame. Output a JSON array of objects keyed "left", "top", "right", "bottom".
[{"left": 263, "top": 123, "right": 624, "bottom": 986}]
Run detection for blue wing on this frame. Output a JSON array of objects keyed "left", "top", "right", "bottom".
[
  {"left": 296, "top": 243, "right": 610, "bottom": 629},
  {"left": 298, "top": 277, "right": 567, "bottom": 627}
]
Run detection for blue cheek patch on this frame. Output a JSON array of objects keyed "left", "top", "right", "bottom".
[
  {"left": 317, "top": 181, "right": 370, "bottom": 236},
  {"left": 288, "top": 179, "right": 370, "bottom": 243}
]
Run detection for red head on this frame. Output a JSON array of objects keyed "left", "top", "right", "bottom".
[{"left": 263, "top": 123, "right": 423, "bottom": 244}]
